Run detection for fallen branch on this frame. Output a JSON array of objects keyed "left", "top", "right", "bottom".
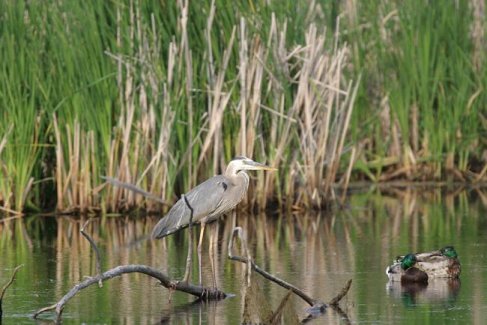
[
  {"left": 228, "top": 227, "right": 352, "bottom": 317},
  {"left": 228, "top": 227, "right": 321, "bottom": 307},
  {"left": 80, "top": 219, "right": 103, "bottom": 287},
  {"left": 33, "top": 264, "right": 227, "bottom": 320},
  {"left": 34, "top": 207, "right": 226, "bottom": 321},
  {"left": 0, "top": 264, "right": 23, "bottom": 318},
  {"left": 329, "top": 279, "right": 352, "bottom": 306}
]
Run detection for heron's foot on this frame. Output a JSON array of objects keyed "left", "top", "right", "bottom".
[{"left": 168, "top": 281, "right": 179, "bottom": 290}]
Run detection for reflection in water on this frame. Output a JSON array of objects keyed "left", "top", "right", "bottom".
[
  {"left": 240, "top": 273, "right": 300, "bottom": 324},
  {"left": 157, "top": 299, "right": 225, "bottom": 325},
  {"left": 386, "top": 278, "right": 461, "bottom": 307},
  {"left": 0, "top": 188, "right": 486, "bottom": 324}
]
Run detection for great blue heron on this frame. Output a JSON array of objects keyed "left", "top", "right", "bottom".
[{"left": 152, "top": 156, "right": 277, "bottom": 286}]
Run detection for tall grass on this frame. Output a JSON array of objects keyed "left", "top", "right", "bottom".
[
  {"left": 0, "top": 0, "right": 484, "bottom": 214},
  {"left": 0, "top": 2, "right": 44, "bottom": 213},
  {"left": 346, "top": 0, "right": 486, "bottom": 181}
]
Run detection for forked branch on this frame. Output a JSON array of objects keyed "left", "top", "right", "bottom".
[
  {"left": 228, "top": 227, "right": 352, "bottom": 314},
  {"left": 33, "top": 217, "right": 226, "bottom": 321},
  {"left": 32, "top": 265, "right": 226, "bottom": 320},
  {"left": 80, "top": 219, "right": 103, "bottom": 287}
]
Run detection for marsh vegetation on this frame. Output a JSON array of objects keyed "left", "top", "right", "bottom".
[{"left": 0, "top": 0, "right": 485, "bottom": 214}]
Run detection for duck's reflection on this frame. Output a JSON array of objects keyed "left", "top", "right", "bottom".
[{"left": 386, "top": 278, "right": 461, "bottom": 307}]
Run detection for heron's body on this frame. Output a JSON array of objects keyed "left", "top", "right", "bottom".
[
  {"left": 386, "top": 246, "right": 461, "bottom": 282},
  {"left": 152, "top": 170, "right": 249, "bottom": 239},
  {"left": 103, "top": 157, "right": 276, "bottom": 287},
  {"left": 152, "top": 157, "right": 276, "bottom": 238},
  {"left": 150, "top": 157, "right": 276, "bottom": 287}
]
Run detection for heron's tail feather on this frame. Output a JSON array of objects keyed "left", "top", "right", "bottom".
[{"left": 151, "top": 198, "right": 193, "bottom": 239}]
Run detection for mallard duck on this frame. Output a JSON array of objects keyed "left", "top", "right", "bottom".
[
  {"left": 386, "top": 246, "right": 461, "bottom": 281},
  {"left": 386, "top": 253, "right": 429, "bottom": 284}
]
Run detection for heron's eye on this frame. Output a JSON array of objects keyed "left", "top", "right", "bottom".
[{"left": 221, "top": 182, "right": 228, "bottom": 191}]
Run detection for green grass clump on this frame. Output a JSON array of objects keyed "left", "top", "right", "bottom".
[{"left": 346, "top": 0, "right": 486, "bottom": 180}]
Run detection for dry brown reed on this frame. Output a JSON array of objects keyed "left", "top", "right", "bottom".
[
  {"left": 53, "top": 1, "right": 357, "bottom": 213},
  {"left": 233, "top": 15, "right": 359, "bottom": 208},
  {"left": 55, "top": 1, "right": 175, "bottom": 213},
  {"left": 470, "top": 0, "right": 485, "bottom": 72}
]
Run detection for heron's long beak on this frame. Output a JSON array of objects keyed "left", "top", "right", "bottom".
[{"left": 245, "top": 160, "right": 278, "bottom": 171}]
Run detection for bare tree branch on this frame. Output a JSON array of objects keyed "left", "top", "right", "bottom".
[
  {"left": 329, "top": 279, "right": 352, "bottom": 306},
  {"left": 80, "top": 219, "right": 103, "bottom": 287},
  {"left": 33, "top": 264, "right": 227, "bottom": 320},
  {"left": 228, "top": 226, "right": 352, "bottom": 319},
  {"left": 228, "top": 227, "right": 320, "bottom": 307}
]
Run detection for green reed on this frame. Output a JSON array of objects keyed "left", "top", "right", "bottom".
[{"left": 347, "top": 0, "right": 485, "bottom": 180}]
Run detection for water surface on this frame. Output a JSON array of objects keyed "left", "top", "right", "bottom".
[{"left": 1, "top": 188, "right": 486, "bottom": 324}]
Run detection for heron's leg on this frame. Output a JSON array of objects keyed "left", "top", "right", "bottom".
[
  {"left": 197, "top": 222, "right": 207, "bottom": 286},
  {"left": 209, "top": 222, "right": 218, "bottom": 289},
  {"left": 182, "top": 221, "right": 193, "bottom": 282},
  {"left": 182, "top": 194, "right": 194, "bottom": 283}
]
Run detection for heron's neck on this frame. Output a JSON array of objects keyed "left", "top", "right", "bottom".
[
  {"left": 225, "top": 161, "right": 241, "bottom": 177},
  {"left": 225, "top": 164, "right": 249, "bottom": 187}
]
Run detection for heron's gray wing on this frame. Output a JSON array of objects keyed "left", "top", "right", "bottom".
[{"left": 151, "top": 175, "right": 228, "bottom": 239}]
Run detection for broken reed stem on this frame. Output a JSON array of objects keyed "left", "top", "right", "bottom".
[
  {"left": 228, "top": 227, "right": 319, "bottom": 307},
  {"left": 0, "top": 206, "right": 23, "bottom": 217},
  {"left": 101, "top": 176, "right": 166, "bottom": 205},
  {"left": 80, "top": 220, "right": 103, "bottom": 288},
  {"left": 0, "top": 264, "right": 23, "bottom": 317},
  {"left": 182, "top": 194, "right": 193, "bottom": 282},
  {"left": 32, "top": 264, "right": 227, "bottom": 320}
]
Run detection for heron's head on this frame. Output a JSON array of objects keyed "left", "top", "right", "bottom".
[
  {"left": 440, "top": 246, "right": 458, "bottom": 259},
  {"left": 401, "top": 254, "right": 418, "bottom": 270},
  {"left": 227, "top": 156, "right": 277, "bottom": 174}
]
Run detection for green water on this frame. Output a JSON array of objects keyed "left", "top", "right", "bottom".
[{"left": 0, "top": 189, "right": 486, "bottom": 324}]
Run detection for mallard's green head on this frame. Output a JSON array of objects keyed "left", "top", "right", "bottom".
[
  {"left": 440, "top": 246, "right": 458, "bottom": 258},
  {"left": 401, "top": 254, "right": 417, "bottom": 270}
]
